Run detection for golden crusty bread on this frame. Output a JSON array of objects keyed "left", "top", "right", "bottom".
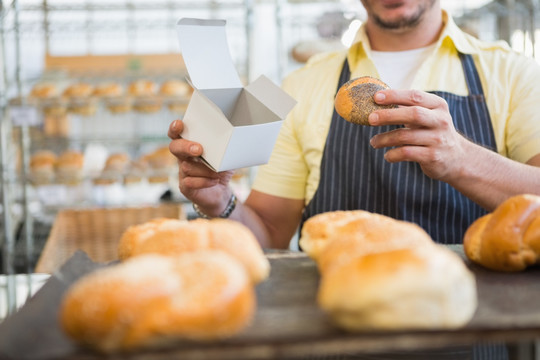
[
  {"left": 92, "top": 82, "right": 124, "bottom": 97},
  {"left": 316, "top": 214, "right": 435, "bottom": 274},
  {"left": 55, "top": 150, "right": 84, "bottom": 184},
  {"left": 334, "top": 76, "right": 397, "bottom": 125},
  {"left": 63, "top": 82, "right": 94, "bottom": 98},
  {"left": 29, "top": 83, "right": 58, "bottom": 98},
  {"left": 29, "top": 150, "right": 57, "bottom": 184},
  {"left": 300, "top": 210, "right": 433, "bottom": 263},
  {"left": 318, "top": 245, "right": 477, "bottom": 330},
  {"left": 103, "top": 152, "right": 131, "bottom": 173},
  {"left": 463, "top": 194, "right": 540, "bottom": 271},
  {"left": 117, "top": 218, "right": 270, "bottom": 284},
  {"left": 59, "top": 251, "right": 255, "bottom": 353},
  {"left": 299, "top": 210, "right": 373, "bottom": 259}
]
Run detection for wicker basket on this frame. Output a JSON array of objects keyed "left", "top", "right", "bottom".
[{"left": 35, "top": 203, "right": 185, "bottom": 274}]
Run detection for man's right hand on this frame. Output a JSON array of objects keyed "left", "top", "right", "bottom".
[{"left": 168, "top": 119, "right": 235, "bottom": 217}]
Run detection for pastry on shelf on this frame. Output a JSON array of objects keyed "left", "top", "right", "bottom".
[
  {"left": 55, "top": 149, "right": 84, "bottom": 185},
  {"left": 29, "top": 150, "right": 57, "bottom": 185},
  {"left": 129, "top": 79, "right": 162, "bottom": 113},
  {"left": 103, "top": 152, "right": 131, "bottom": 175},
  {"left": 93, "top": 82, "right": 132, "bottom": 114},
  {"left": 29, "top": 83, "right": 67, "bottom": 117},
  {"left": 142, "top": 146, "right": 177, "bottom": 184},
  {"left": 160, "top": 79, "right": 192, "bottom": 114},
  {"left": 63, "top": 82, "right": 97, "bottom": 116}
]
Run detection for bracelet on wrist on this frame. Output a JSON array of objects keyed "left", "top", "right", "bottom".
[{"left": 192, "top": 193, "right": 237, "bottom": 219}]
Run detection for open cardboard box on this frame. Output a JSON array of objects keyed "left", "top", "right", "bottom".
[{"left": 176, "top": 18, "right": 296, "bottom": 172}]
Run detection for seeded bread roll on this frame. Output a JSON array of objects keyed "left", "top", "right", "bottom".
[
  {"left": 334, "top": 76, "right": 396, "bottom": 125},
  {"left": 59, "top": 251, "right": 255, "bottom": 353}
]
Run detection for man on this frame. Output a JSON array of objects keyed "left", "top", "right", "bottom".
[{"left": 169, "top": 0, "right": 540, "bottom": 250}]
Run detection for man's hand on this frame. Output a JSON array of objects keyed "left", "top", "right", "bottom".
[
  {"left": 368, "top": 89, "right": 470, "bottom": 183},
  {"left": 168, "top": 119, "right": 234, "bottom": 217}
]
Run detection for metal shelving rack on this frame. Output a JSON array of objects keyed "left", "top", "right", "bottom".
[{"left": 0, "top": 0, "right": 255, "bottom": 317}]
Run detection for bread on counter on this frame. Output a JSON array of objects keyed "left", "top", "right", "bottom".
[
  {"left": 464, "top": 194, "right": 540, "bottom": 271},
  {"left": 118, "top": 218, "right": 270, "bottom": 284},
  {"left": 59, "top": 251, "right": 256, "bottom": 353},
  {"left": 318, "top": 245, "right": 478, "bottom": 330},
  {"left": 300, "top": 209, "right": 477, "bottom": 331}
]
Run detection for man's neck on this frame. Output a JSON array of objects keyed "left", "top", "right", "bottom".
[{"left": 365, "top": 9, "right": 443, "bottom": 51}]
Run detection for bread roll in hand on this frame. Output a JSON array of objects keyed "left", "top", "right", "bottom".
[
  {"left": 334, "top": 76, "right": 397, "bottom": 125},
  {"left": 464, "top": 194, "right": 540, "bottom": 271},
  {"left": 59, "top": 251, "right": 255, "bottom": 353}
]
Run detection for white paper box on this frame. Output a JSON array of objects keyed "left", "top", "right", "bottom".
[{"left": 177, "top": 18, "right": 296, "bottom": 172}]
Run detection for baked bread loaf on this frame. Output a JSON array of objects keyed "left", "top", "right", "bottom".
[
  {"left": 318, "top": 245, "right": 477, "bottom": 330},
  {"left": 117, "top": 218, "right": 270, "bottom": 284},
  {"left": 63, "top": 83, "right": 97, "bottom": 116},
  {"left": 59, "top": 251, "right": 255, "bottom": 352},
  {"left": 92, "top": 82, "right": 123, "bottom": 98},
  {"left": 29, "top": 83, "right": 58, "bottom": 99},
  {"left": 160, "top": 80, "right": 192, "bottom": 114},
  {"left": 300, "top": 210, "right": 433, "bottom": 262},
  {"left": 141, "top": 146, "right": 177, "bottom": 184},
  {"left": 315, "top": 214, "right": 435, "bottom": 274},
  {"left": 160, "top": 80, "right": 192, "bottom": 98},
  {"left": 300, "top": 210, "right": 373, "bottom": 259},
  {"left": 103, "top": 152, "right": 131, "bottom": 174},
  {"left": 464, "top": 194, "right": 540, "bottom": 271},
  {"left": 29, "top": 150, "right": 57, "bottom": 185},
  {"left": 55, "top": 150, "right": 84, "bottom": 185},
  {"left": 334, "top": 76, "right": 397, "bottom": 125},
  {"left": 129, "top": 79, "right": 162, "bottom": 113},
  {"left": 128, "top": 80, "right": 157, "bottom": 97},
  {"left": 63, "top": 82, "right": 94, "bottom": 98}
]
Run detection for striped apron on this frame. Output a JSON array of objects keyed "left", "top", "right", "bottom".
[
  {"left": 302, "top": 53, "right": 497, "bottom": 244},
  {"left": 301, "top": 54, "right": 508, "bottom": 360}
]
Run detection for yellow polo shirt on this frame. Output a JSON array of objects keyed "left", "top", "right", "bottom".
[{"left": 252, "top": 11, "right": 540, "bottom": 205}]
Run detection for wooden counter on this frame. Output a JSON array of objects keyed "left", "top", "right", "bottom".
[{"left": 1, "top": 246, "right": 539, "bottom": 360}]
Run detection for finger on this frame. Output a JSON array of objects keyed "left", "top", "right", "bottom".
[
  {"left": 179, "top": 159, "right": 220, "bottom": 179},
  {"left": 370, "top": 128, "right": 438, "bottom": 148},
  {"left": 169, "top": 138, "right": 203, "bottom": 160},
  {"left": 382, "top": 145, "right": 431, "bottom": 164},
  {"left": 369, "top": 105, "right": 439, "bottom": 128},
  {"left": 180, "top": 176, "right": 219, "bottom": 192},
  {"left": 374, "top": 89, "right": 448, "bottom": 111},
  {"left": 167, "top": 119, "right": 184, "bottom": 139}
]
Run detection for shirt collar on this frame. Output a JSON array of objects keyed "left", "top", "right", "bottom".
[{"left": 347, "top": 9, "right": 478, "bottom": 64}]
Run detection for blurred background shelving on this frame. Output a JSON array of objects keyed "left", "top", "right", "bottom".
[{"left": 1, "top": 0, "right": 540, "bottom": 322}]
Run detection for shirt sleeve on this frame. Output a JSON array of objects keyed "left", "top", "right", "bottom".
[{"left": 504, "top": 53, "right": 540, "bottom": 163}]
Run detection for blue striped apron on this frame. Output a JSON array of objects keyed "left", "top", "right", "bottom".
[
  {"left": 302, "top": 53, "right": 497, "bottom": 245},
  {"left": 301, "top": 54, "right": 507, "bottom": 359}
]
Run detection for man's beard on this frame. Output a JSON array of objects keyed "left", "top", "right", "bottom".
[{"left": 372, "top": 0, "right": 436, "bottom": 31}]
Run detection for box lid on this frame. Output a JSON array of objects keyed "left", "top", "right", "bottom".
[{"left": 177, "top": 18, "right": 243, "bottom": 90}]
